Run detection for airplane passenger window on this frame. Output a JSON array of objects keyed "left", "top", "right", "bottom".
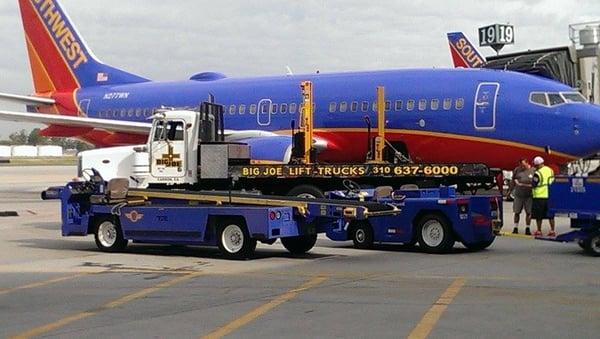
[
  {"left": 281, "top": 104, "right": 287, "bottom": 114},
  {"left": 340, "top": 102, "right": 348, "bottom": 113},
  {"left": 329, "top": 102, "right": 337, "bottom": 113},
  {"left": 455, "top": 98, "right": 465, "bottom": 110},
  {"left": 562, "top": 92, "right": 586, "bottom": 103},
  {"left": 548, "top": 94, "right": 564, "bottom": 106},
  {"left": 395, "top": 100, "right": 403, "bottom": 111},
  {"left": 272, "top": 104, "right": 278, "bottom": 114},
  {"left": 372, "top": 102, "right": 377, "bottom": 112},
  {"left": 135, "top": 108, "right": 142, "bottom": 117},
  {"left": 530, "top": 93, "right": 548, "bottom": 106},
  {"left": 443, "top": 98, "right": 452, "bottom": 110},
  {"left": 407, "top": 100, "right": 415, "bottom": 111},
  {"left": 289, "top": 103, "right": 297, "bottom": 114},
  {"left": 431, "top": 99, "right": 439, "bottom": 111},
  {"left": 250, "top": 104, "right": 257, "bottom": 114},
  {"left": 144, "top": 108, "right": 152, "bottom": 117},
  {"left": 127, "top": 109, "right": 134, "bottom": 117},
  {"left": 113, "top": 110, "right": 118, "bottom": 118},
  {"left": 229, "top": 105, "right": 236, "bottom": 114},
  {"left": 120, "top": 109, "right": 126, "bottom": 117},
  {"left": 351, "top": 101, "right": 358, "bottom": 112},
  {"left": 418, "top": 99, "right": 427, "bottom": 111},
  {"left": 239, "top": 104, "right": 246, "bottom": 114},
  {"left": 361, "top": 101, "right": 369, "bottom": 112},
  {"left": 385, "top": 101, "right": 391, "bottom": 111}
]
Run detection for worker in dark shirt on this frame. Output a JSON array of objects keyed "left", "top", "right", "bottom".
[{"left": 510, "top": 158, "right": 534, "bottom": 235}]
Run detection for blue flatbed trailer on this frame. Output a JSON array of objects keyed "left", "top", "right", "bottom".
[
  {"left": 51, "top": 179, "right": 400, "bottom": 259},
  {"left": 324, "top": 186, "right": 502, "bottom": 253},
  {"left": 47, "top": 176, "right": 502, "bottom": 258},
  {"left": 541, "top": 176, "right": 600, "bottom": 256}
]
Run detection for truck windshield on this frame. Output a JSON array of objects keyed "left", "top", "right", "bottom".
[{"left": 153, "top": 121, "right": 184, "bottom": 141}]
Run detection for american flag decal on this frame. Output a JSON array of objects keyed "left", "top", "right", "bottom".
[{"left": 97, "top": 72, "right": 109, "bottom": 82}]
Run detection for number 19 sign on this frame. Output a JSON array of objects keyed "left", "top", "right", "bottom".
[{"left": 478, "top": 24, "right": 514, "bottom": 53}]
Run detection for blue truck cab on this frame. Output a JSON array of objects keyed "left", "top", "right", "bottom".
[{"left": 326, "top": 186, "right": 502, "bottom": 253}]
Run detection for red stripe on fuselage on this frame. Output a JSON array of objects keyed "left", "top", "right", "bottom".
[
  {"left": 314, "top": 131, "right": 573, "bottom": 169},
  {"left": 19, "top": 0, "right": 79, "bottom": 91}
]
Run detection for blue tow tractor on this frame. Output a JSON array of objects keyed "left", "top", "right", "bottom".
[
  {"left": 44, "top": 172, "right": 502, "bottom": 259},
  {"left": 535, "top": 176, "right": 600, "bottom": 257}
]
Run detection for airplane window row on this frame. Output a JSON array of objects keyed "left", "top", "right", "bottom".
[
  {"left": 328, "top": 98, "right": 464, "bottom": 113},
  {"left": 228, "top": 103, "right": 304, "bottom": 115},
  {"left": 98, "top": 108, "right": 156, "bottom": 118},
  {"left": 529, "top": 92, "right": 587, "bottom": 107}
]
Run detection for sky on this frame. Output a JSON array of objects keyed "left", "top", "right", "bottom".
[{"left": 0, "top": 0, "right": 599, "bottom": 138}]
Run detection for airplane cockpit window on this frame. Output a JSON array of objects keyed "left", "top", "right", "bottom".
[
  {"left": 547, "top": 93, "right": 564, "bottom": 106},
  {"left": 561, "top": 92, "right": 586, "bottom": 103},
  {"left": 530, "top": 92, "right": 549, "bottom": 106}
]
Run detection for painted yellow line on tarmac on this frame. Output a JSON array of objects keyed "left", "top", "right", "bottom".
[
  {"left": 407, "top": 278, "right": 466, "bottom": 339},
  {"left": 0, "top": 273, "right": 89, "bottom": 296},
  {"left": 202, "top": 275, "right": 328, "bottom": 339},
  {"left": 498, "top": 231, "right": 535, "bottom": 240},
  {"left": 9, "top": 271, "right": 204, "bottom": 339}
]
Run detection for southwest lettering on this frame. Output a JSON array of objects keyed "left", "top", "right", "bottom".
[
  {"left": 453, "top": 38, "right": 484, "bottom": 68},
  {"left": 31, "top": 0, "right": 89, "bottom": 69}
]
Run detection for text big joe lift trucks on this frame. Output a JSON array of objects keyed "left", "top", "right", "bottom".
[
  {"left": 79, "top": 81, "right": 493, "bottom": 198},
  {"left": 44, "top": 81, "right": 503, "bottom": 259}
]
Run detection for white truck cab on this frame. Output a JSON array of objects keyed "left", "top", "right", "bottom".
[{"left": 79, "top": 104, "right": 250, "bottom": 189}]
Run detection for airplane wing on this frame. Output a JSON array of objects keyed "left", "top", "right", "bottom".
[
  {"left": 0, "top": 110, "right": 151, "bottom": 135},
  {"left": 0, "top": 92, "right": 56, "bottom": 105}
]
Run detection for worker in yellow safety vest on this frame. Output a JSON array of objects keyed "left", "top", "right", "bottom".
[{"left": 531, "top": 156, "right": 555, "bottom": 237}]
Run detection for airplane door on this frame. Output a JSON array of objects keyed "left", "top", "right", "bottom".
[
  {"left": 474, "top": 82, "right": 499, "bottom": 130},
  {"left": 150, "top": 120, "right": 187, "bottom": 179},
  {"left": 257, "top": 99, "right": 272, "bottom": 126}
]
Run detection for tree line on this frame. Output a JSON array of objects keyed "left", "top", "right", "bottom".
[{"left": 0, "top": 129, "right": 94, "bottom": 152}]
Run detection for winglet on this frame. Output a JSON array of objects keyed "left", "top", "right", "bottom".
[{"left": 447, "top": 32, "right": 485, "bottom": 68}]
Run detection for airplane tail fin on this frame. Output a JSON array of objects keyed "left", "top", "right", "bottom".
[
  {"left": 18, "top": 0, "right": 149, "bottom": 93},
  {"left": 447, "top": 32, "right": 485, "bottom": 68}
]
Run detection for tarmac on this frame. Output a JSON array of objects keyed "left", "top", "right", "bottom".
[{"left": 0, "top": 166, "right": 598, "bottom": 338}]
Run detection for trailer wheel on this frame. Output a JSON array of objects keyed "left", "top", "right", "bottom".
[
  {"left": 281, "top": 234, "right": 318, "bottom": 255},
  {"left": 464, "top": 238, "right": 495, "bottom": 251},
  {"left": 217, "top": 222, "right": 257, "bottom": 260},
  {"left": 351, "top": 222, "right": 374, "bottom": 249},
  {"left": 287, "top": 185, "right": 325, "bottom": 199},
  {"left": 94, "top": 219, "right": 128, "bottom": 252},
  {"left": 581, "top": 232, "right": 600, "bottom": 257},
  {"left": 417, "top": 214, "right": 454, "bottom": 253}
]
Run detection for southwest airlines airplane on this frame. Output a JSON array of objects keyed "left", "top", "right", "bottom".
[{"left": 2, "top": 0, "right": 600, "bottom": 170}]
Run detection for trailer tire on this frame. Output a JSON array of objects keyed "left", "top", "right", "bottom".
[
  {"left": 351, "top": 222, "right": 374, "bottom": 249},
  {"left": 581, "top": 232, "right": 600, "bottom": 257},
  {"left": 94, "top": 218, "right": 128, "bottom": 252},
  {"left": 417, "top": 214, "right": 454, "bottom": 253},
  {"left": 217, "top": 221, "right": 256, "bottom": 260},
  {"left": 287, "top": 185, "right": 325, "bottom": 199},
  {"left": 464, "top": 237, "right": 495, "bottom": 251},
  {"left": 281, "top": 234, "right": 318, "bottom": 255}
]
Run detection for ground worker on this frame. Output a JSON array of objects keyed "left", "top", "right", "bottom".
[
  {"left": 531, "top": 156, "right": 556, "bottom": 237},
  {"left": 510, "top": 158, "right": 533, "bottom": 235}
]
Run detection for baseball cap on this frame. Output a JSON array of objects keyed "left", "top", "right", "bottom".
[{"left": 533, "top": 156, "right": 544, "bottom": 165}]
